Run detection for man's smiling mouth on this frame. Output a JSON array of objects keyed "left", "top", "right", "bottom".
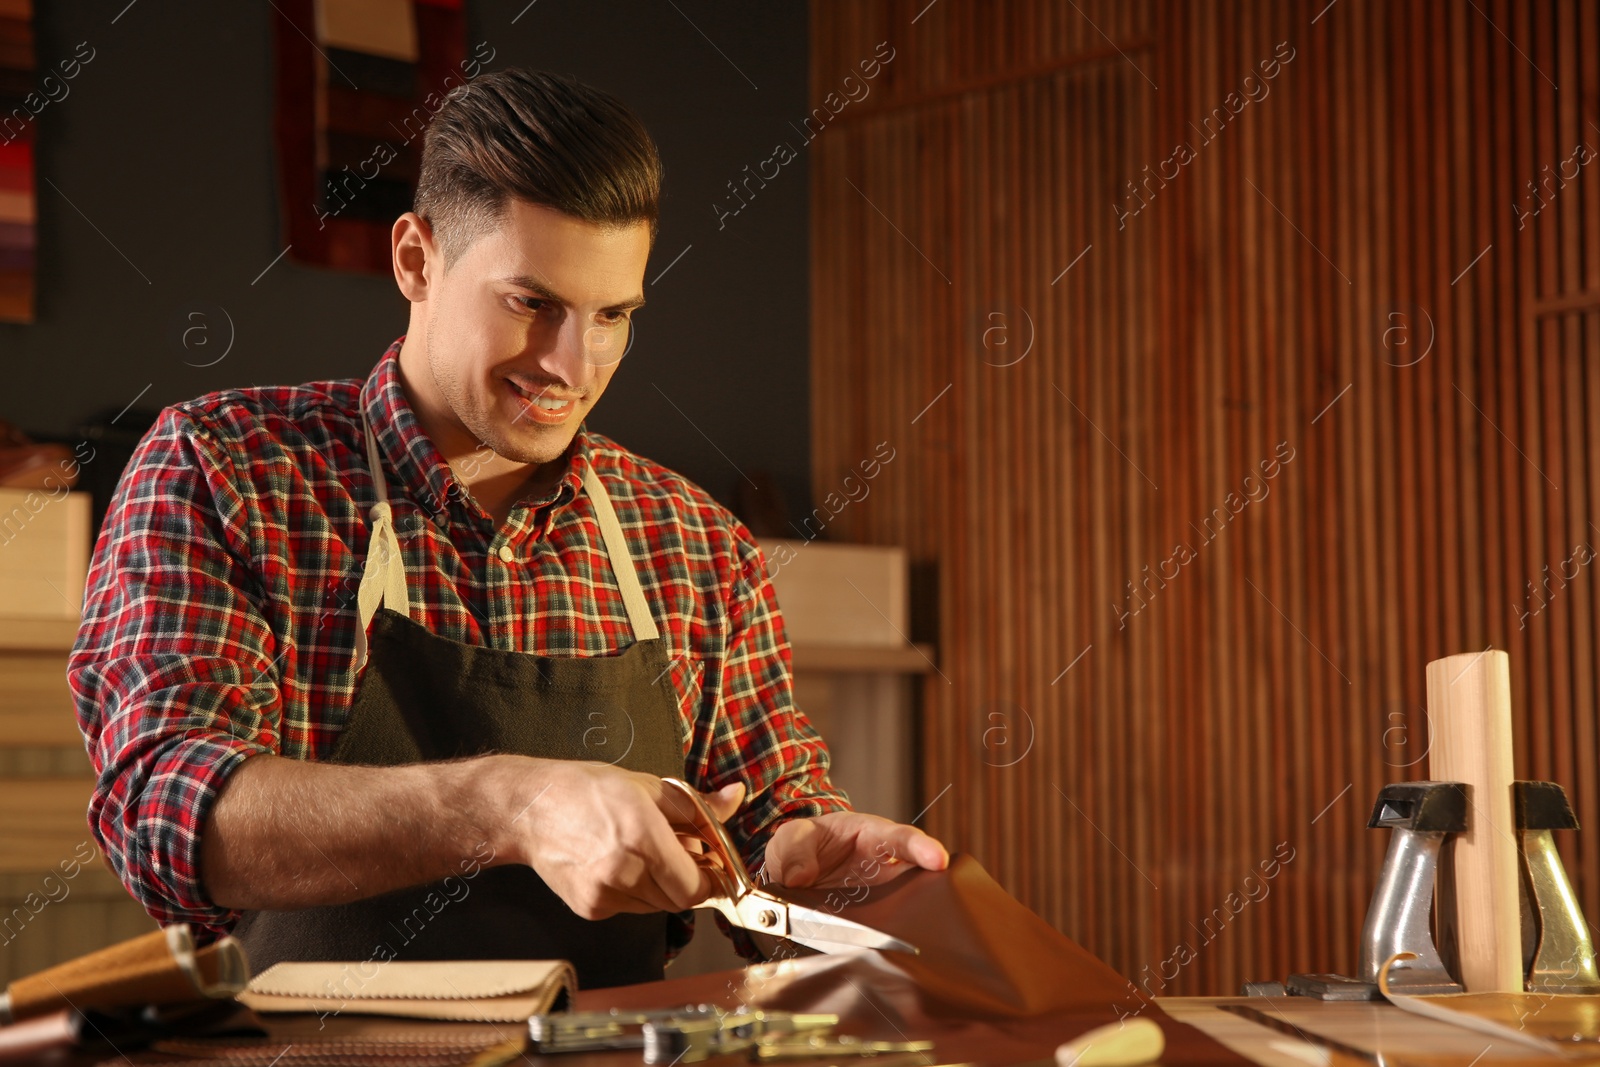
[{"left": 505, "top": 378, "right": 582, "bottom": 422}]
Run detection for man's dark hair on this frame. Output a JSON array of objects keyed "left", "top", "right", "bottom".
[{"left": 414, "top": 68, "right": 662, "bottom": 267}]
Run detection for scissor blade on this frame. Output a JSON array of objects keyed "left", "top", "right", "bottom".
[{"left": 782, "top": 904, "right": 920, "bottom": 955}]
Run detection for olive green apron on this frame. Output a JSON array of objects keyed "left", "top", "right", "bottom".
[{"left": 233, "top": 418, "right": 687, "bottom": 989}]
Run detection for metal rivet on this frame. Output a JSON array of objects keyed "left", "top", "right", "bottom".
[{"left": 758, "top": 909, "right": 777, "bottom": 928}]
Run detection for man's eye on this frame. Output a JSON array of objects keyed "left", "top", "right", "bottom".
[
  {"left": 598, "top": 311, "right": 630, "bottom": 326},
  {"left": 513, "top": 296, "right": 550, "bottom": 313}
]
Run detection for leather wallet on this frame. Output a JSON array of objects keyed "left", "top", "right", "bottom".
[{"left": 238, "top": 959, "right": 576, "bottom": 1022}]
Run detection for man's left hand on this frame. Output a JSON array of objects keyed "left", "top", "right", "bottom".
[{"left": 762, "top": 811, "right": 949, "bottom": 888}]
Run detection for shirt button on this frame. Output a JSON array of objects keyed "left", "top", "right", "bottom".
[{"left": 498, "top": 544, "right": 514, "bottom": 563}]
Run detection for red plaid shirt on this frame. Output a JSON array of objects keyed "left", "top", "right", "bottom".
[{"left": 68, "top": 338, "right": 848, "bottom": 938}]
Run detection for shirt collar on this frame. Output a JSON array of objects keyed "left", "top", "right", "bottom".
[{"left": 358, "top": 337, "right": 593, "bottom": 531}]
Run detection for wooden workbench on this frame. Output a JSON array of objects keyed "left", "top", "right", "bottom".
[
  {"left": 17, "top": 989, "right": 1596, "bottom": 1065},
  {"left": 1160, "top": 996, "right": 1593, "bottom": 1065}
]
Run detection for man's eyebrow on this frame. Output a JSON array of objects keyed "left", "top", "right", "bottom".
[
  {"left": 503, "top": 275, "right": 562, "bottom": 300},
  {"left": 501, "top": 275, "right": 646, "bottom": 312}
]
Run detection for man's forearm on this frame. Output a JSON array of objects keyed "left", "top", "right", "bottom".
[{"left": 200, "top": 752, "right": 522, "bottom": 911}]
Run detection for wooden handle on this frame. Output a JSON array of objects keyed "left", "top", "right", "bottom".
[
  {"left": 4, "top": 926, "right": 226, "bottom": 1023},
  {"left": 1426, "top": 650, "right": 1523, "bottom": 992}
]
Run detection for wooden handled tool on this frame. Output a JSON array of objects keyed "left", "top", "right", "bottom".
[
  {"left": 0, "top": 925, "right": 247, "bottom": 1025},
  {"left": 1425, "top": 650, "right": 1523, "bottom": 992}
]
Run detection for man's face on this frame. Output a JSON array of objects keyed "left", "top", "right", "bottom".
[{"left": 418, "top": 199, "right": 651, "bottom": 467}]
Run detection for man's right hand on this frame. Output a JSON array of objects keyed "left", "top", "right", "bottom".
[
  {"left": 492, "top": 757, "right": 745, "bottom": 920},
  {"left": 200, "top": 753, "right": 744, "bottom": 919}
]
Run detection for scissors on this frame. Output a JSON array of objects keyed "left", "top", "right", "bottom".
[{"left": 660, "top": 777, "right": 919, "bottom": 956}]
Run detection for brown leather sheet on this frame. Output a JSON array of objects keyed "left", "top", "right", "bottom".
[{"left": 581, "top": 854, "right": 1252, "bottom": 1065}]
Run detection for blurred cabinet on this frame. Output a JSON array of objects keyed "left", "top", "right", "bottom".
[
  {"left": 762, "top": 539, "right": 931, "bottom": 825},
  {"left": 0, "top": 489, "right": 154, "bottom": 983}
]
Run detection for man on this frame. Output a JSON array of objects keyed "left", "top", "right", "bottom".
[{"left": 68, "top": 69, "right": 947, "bottom": 988}]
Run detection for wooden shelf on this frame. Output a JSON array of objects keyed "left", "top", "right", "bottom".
[
  {"left": 0, "top": 650, "right": 81, "bottom": 745},
  {"left": 0, "top": 616, "right": 79, "bottom": 652},
  {"left": 790, "top": 642, "right": 936, "bottom": 673},
  {"left": 0, "top": 777, "right": 98, "bottom": 873}
]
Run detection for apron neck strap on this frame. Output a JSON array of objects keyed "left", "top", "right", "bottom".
[
  {"left": 363, "top": 412, "right": 390, "bottom": 504},
  {"left": 354, "top": 415, "right": 412, "bottom": 670},
  {"left": 353, "top": 415, "right": 661, "bottom": 667},
  {"left": 581, "top": 465, "right": 661, "bottom": 642}
]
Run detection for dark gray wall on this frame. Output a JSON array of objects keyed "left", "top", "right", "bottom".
[{"left": 2, "top": 0, "right": 810, "bottom": 514}]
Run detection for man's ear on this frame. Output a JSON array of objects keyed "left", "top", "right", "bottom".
[{"left": 392, "top": 212, "right": 434, "bottom": 302}]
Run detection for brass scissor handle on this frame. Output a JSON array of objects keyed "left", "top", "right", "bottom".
[
  {"left": 657, "top": 778, "right": 920, "bottom": 954},
  {"left": 660, "top": 777, "right": 756, "bottom": 901}
]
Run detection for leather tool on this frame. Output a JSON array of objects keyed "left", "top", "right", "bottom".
[
  {"left": 528, "top": 1006, "right": 924, "bottom": 1063},
  {"left": 1357, "top": 780, "right": 1469, "bottom": 995},
  {"left": 660, "top": 777, "right": 920, "bottom": 955},
  {"left": 0, "top": 924, "right": 247, "bottom": 1025},
  {"left": 1282, "top": 781, "right": 1467, "bottom": 999},
  {"left": 528, "top": 1007, "right": 683, "bottom": 1053},
  {"left": 747, "top": 1033, "right": 937, "bottom": 1061},
  {"left": 1516, "top": 780, "right": 1600, "bottom": 993},
  {"left": 1053, "top": 1018, "right": 1165, "bottom": 1066},
  {"left": 1279, "top": 779, "right": 1598, "bottom": 999},
  {"left": 986, "top": 1020, "right": 1166, "bottom": 1067},
  {"left": 649, "top": 1015, "right": 929, "bottom": 1063}
]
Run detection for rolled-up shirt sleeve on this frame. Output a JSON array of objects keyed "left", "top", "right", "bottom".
[{"left": 68, "top": 408, "right": 280, "bottom": 935}]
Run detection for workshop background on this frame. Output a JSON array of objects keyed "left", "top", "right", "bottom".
[
  {"left": 809, "top": 0, "right": 1599, "bottom": 995},
  {"left": 1, "top": 0, "right": 1598, "bottom": 997}
]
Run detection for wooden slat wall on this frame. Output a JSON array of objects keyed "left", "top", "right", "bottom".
[{"left": 809, "top": 0, "right": 1600, "bottom": 994}]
